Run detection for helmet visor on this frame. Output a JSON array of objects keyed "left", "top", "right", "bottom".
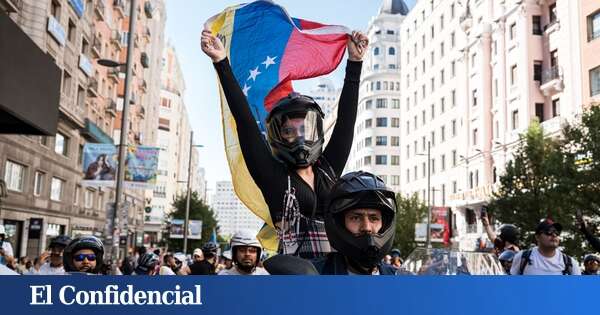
[
  {"left": 275, "top": 111, "right": 322, "bottom": 144},
  {"left": 329, "top": 190, "right": 396, "bottom": 215}
]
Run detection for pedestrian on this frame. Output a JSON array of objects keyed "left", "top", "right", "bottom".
[
  {"left": 510, "top": 218, "right": 581, "bottom": 275},
  {"left": 28, "top": 235, "right": 71, "bottom": 275},
  {"left": 201, "top": 29, "right": 368, "bottom": 259},
  {"left": 63, "top": 236, "right": 104, "bottom": 275},
  {"left": 576, "top": 211, "right": 600, "bottom": 252},
  {"left": 188, "top": 248, "right": 207, "bottom": 275},
  {"left": 582, "top": 254, "right": 599, "bottom": 275},
  {"left": 218, "top": 230, "right": 269, "bottom": 275},
  {"left": 389, "top": 249, "right": 403, "bottom": 269},
  {"left": 133, "top": 252, "right": 160, "bottom": 276},
  {"left": 481, "top": 211, "right": 520, "bottom": 254},
  {"left": 498, "top": 250, "right": 516, "bottom": 275},
  {"left": 0, "top": 225, "right": 14, "bottom": 263}
]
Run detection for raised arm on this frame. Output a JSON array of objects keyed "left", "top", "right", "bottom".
[
  {"left": 322, "top": 31, "right": 368, "bottom": 176},
  {"left": 202, "top": 30, "right": 285, "bottom": 189}
]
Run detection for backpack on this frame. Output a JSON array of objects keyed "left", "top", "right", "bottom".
[{"left": 517, "top": 249, "right": 573, "bottom": 275}]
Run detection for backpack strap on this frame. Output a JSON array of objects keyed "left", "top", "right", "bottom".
[
  {"left": 561, "top": 253, "right": 573, "bottom": 275},
  {"left": 518, "top": 249, "right": 533, "bottom": 275}
]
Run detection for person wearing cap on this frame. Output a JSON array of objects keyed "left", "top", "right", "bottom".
[
  {"left": 218, "top": 230, "right": 269, "bottom": 275},
  {"left": 510, "top": 218, "right": 581, "bottom": 275},
  {"left": 582, "top": 254, "right": 599, "bottom": 275},
  {"left": 389, "top": 249, "right": 403, "bottom": 269},
  {"left": 27, "top": 235, "right": 71, "bottom": 275},
  {"left": 188, "top": 248, "right": 207, "bottom": 275},
  {"left": 480, "top": 211, "right": 520, "bottom": 255}
]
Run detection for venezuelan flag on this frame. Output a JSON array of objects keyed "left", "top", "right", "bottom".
[{"left": 205, "top": 0, "right": 350, "bottom": 250}]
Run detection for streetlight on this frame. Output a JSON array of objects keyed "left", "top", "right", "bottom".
[
  {"left": 183, "top": 131, "right": 204, "bottom": 255},
  {"left": 96, "top": 0, "right": 138, "bottom": 274},
  {"left": 416, "top": 141, "right": 432, "bottom": 248}
]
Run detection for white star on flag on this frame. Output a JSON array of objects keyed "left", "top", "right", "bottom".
[
  {"left": 248, "top": 67, "right": 261, "bottom": 81},
  {"left": 262, "top": 56, "right": 277, "bottom": 69},
  {"left": 242, "top": 83, "right": 251, "bottom": 96}
]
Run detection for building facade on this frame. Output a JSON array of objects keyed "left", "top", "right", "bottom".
[
  {"left": 0, "top": 0, "right": 164, "bottom": 258},
  {"left": 399, "top": 0, "right": 600, "bottom": 250},
  {"left": 345, "top": 0, "right": 408, "bottom": 192},
  {"left": 211, "top": 181, "right": 263, "bottom": 238}
]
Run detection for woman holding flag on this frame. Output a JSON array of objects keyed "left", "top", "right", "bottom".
[{"left": 201, "top": 2, "right": 368, "bottom": 259}]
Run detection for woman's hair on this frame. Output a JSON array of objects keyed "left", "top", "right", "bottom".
[{"left": 96, "top": 154, "right": 107, "bottom": 163}]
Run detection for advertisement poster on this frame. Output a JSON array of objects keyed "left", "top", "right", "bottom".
[
  {"left": 414, "top": 207, "right": 451, "bottom": 244},
  {"left": 124, "top": 146, "right": 160, "bottom": 189},
  {"left": 169, "top": 219, "right": 202, "bottom": 239}
]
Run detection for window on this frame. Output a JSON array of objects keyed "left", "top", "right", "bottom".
[
  {"left": 374, "top": 64, "right": 380, "bottom": 70},
  {"left": 440, "top": 69, "right": 445, "bottom": 85},
  {"left": 452, "top": 150, "right": 457, "bottom": 167},
  {"left": 431, "top": 77, "right": 435, "bottom": 93},
  {"left": 34, "top": 171, "right": 45, "bottom": 196},
  {"left": 376, "top": 136, "right": 388, "bottom": 146},
  {"left": 471, "top": 53, "right": 476, "bottom": 67},
  {"left": 392, "top": 99, "right": 400, "bottom": 109},
  {"left": 549, "top": 3, "right": 557, "bottom": 23},
  {"left": 510, "top": 23, "right": 516, "bottom": 40},
  {"left": 391, "top": 118, "right": 400, "bottom": 128},
  {"left": 388, "top": 47, "right": 396, "bottom": 55},
  {"left": 51, "top": 0, "right": 61, "bottom": 19},
  {"left": 406, "top": 145, "right": 410, "bottom": 159},
  {"left": 451, "top": 4, "right": 455, "bottom": 19},
  {"left": 511, "top": 110, "right": 519, "bottom": 130},
  {"left": 422, "top": 136, "right": 426, "bottom": 152},
  {"left": 552, "top": 98, "right": 560, "bottom": 117},
  {"left": 68, "top": 19, "right": 76, "bottom": 43},
  {"left": 388, "top": 64, "right": 396, "bottom": 69},
  {"left": 84, "top": 189, "right": 94, "bottom": 208},
  {"left": 588, "top": 10, "right": 600, "bottom": 41},
  {"left": 365, "top": 119, "right": 372, "bottom": 128},
  {"left": 533, "top": 15, "right": 542, "bottom": 35},
  {"left": 54, "top": 132, "right": 69, "bottom": 156},
  {"left": 422, "top": 162, "right": 426, "bottom": 178},
  {"left": 376, "top": 98, "right": 388, "bottom": 108},
  {"left": 511, "top": 65, "right": 518, "bottom": 86},
  {"left": 441, "top": 126, "right": 446, "bottom": 142},
  {"left": 450, "top": 32, "right": 455, "bottom": 48},
  {"left": 431, "top": 104, "right": 435, "bottom": 120},
  {"left": 430, "top": 51, "right": 435, "bottom": 67},
  {"left": 431, "top": 131, "right": 436, "bottom": 147},
  {"left": 451, "top": 120, "right": 457, "bottom": 137},
  {"left": 74, "top": 185, "right": 81, "bottom": 205},
  {"left": 376, "top": 155, "right": 387, "bottom": 165},
  {"left": 534, "top": 61, "right": 543, "bottom": 82},
  {"left": 451, "top": 61, "right": 456, "bottom": 77},
  {"left": 451, "top": 90, "right": 456, "bottom": 107},
  {"left": 422, "top": 110, "right": 426, "bottom": 125},
  {"left": 469, "top": 172, "right": 474, "bottom": 189},
  {"left": 376, "top": 117, "right": 388, "bottom": 127},
  {"left": 440, "top": 42, "right": 445, "bottom": 58},
  {"left": 406, "top": 121, "right": 410, "bottom": 135},
  {"left": 413, "top": 166, "right": 418, "bottom": 181},
  {"left": 50, "top": 177, "right": 64, "bottom": 201},
  {"left": 374, "top": 47, "right": 380, "bottom": 56},
  {"left": 4, "top": 160, "right": 26, "bottom": 192},
  {"left": 536, "top": 103, "right": 545, "bottom": 122},
  {"left": 452, "top": 181, "right": 457, "bottom": 194},
  {"left": 440, "top": 14, "right": 445, "bottom": 30},
  {"left": 441, "top": 97, "right": 446, "bottom": 113},
  {"left": 391, "top": 136, "right": 400, "bottom": 146},
  {"left": 62, "top": 71, "right": 72, "bottom": 96},
  {"left": 472, "top": 89, "right": 478, "bottom": 106},
  {"left": 590, "top": 66, "right": 600, "bottom": 96},
  {"left": 387, "top": 30, "right": 395, "bottom": 35},
  {"left": 78, "top": 144, "right": 84, "bottom": 165},
  {"left": 76, "top": 85, "right": 85, "bottom": 108},
  {"left": 365, "top": 100, "right": 373, "bottom": 109},
  {"left": 365, "top": 137, "right": 372, "bottom": 147},
  {"left": 431, "top": 25, "right": 435, "bottom": 39},
  {"left": 376, "top": 81, "right": 381, "bottom": 90},
  {"left": 431, "top": 159, "right": 436, "bottom": 174},
  {"left": 392, "top": 175, "right": 400, "bottom": 186},
  {"left": 441, "top": 154, "right": 446, "bottom": 171},
  {"left": 391, "top": 156, "right": 400, "bottom": 166}
]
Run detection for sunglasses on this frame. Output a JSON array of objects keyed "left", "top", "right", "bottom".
[
  {"left": 74, "top": 254, "right": 97, "bottom": 262},
  {"left": 542, "top": 229, "right": 561, "bottom": 237}
]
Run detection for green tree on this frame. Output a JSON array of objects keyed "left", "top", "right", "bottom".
[
  {"left": 393, "top": 193, "right": 428, "bottom": 257},
  {"left": 162, "top": 191, "right": 221, "bottom": 252}
]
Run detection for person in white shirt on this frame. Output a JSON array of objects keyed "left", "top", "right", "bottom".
[
  {"left": 28, "top": 235, "right": 71, "bottom": 275},
  {"left": 0, "top": 225, "right": 14, "bottom": 260},
  {"left": 510, "top": 218, "right": 581, "bottom": 275},
  {"left": 218, "top": 230, "right": 269, "bottom": 276}
]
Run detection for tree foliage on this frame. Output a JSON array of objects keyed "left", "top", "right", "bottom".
[
  {"left": 162, "top": 191, "right": 221, "bottom": 252},
  {"left": 393, "top": 193, "right": 428, "bottom": 257}
]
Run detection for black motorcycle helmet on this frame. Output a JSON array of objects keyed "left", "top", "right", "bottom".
[
  {"left": 49, "top": 235, "right": 72, "bottom": 249},
  {"left": 266, "top": 93, "right": 325, "bottom": 168},
  {"left": 63, "top": 236, "right": 104, "bottom": 274},
  {"left": 202, "top": 242, "right": 219, "bottom": 258},
  {"left": 134, "top": 253, "right": 159, "bottom": 275},
  {"left": 326, "top": 171, "right": 397, "bottom": 269},
  {"left": 498, "top": 224, "right": 520, "bottom": 245}
]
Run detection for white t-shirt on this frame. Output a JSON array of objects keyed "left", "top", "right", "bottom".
[
  {"left": 159, "top": 266, "right": 176, "bottom": 275},
  {"left": 218, "top": 266, "right": 269, "bottom": 275},
  {"left": 1, "top": 240, "right": 14, "bottom": 257},
  {"left": 0, "top": 263, "right": 18, "bottom": 275},
  {"left": 28, "top": 263, "right": 66, "bottom": 275},
  {"left": 510, "top": 247, "right": 581, "bottom": 275}
]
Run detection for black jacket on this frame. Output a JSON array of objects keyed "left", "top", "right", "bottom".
[{"left": 312, "top": 252, "right": 397, "bottom": 275}]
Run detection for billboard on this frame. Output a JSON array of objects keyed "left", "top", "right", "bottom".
[{"left": 169, "top": 219, "right": 202, "bottom": 240}]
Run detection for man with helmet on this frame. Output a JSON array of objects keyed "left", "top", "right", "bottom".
[
  {"left": 133, "top": 252, "right": 160, "bottom": 275},
  {"left": 218, "top": 230, "right": 269, "bottom": 275},
  {"left": 28, "top": 235, "right": 71, "bottom": 275},
  {"left": 481, "top": 211, "right": 520, "bottom": 254},
  {"left": 201, "top": 29, "right": 368, "bottom": 259},
  {"left": 498, "top": 250, "right": 516, "bottom": 275},
  {"left": 310, "top": 171, "right": 397, "bottom": 275},
  {"left": 582, "top": 254, "right": 599, "bottom": 275},
  {"left": 63, "top": 235, "right": 104, "bottom": 274},
  {"left": 188, "top": 242, "right": 219, "bottom": 275}
]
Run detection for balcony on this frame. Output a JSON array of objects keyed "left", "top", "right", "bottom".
[
  {"left": 91, "top": 35, "right": 102, "bottom": 57},
  {"left": 107, "top": 67, "right": 120, "bottom": 83},
  {"left": 540, "top": 66, "right": 563, "bottom": 96},
  {"left": 466, "top": 223, "right": 478, "bottom": 234},
  {"left": 544, "top": 19, "right": 559, "bottom": 35},
  {"left": 540, "top": 116, "right": 564, "bottom": 135},
  {"left": 82, "top": 118, "right": 114, "bottom": 144},
  {"left": 105, "top": 100, "right": 117, "bottom": 117},
  {"left": 111, "top": 30, "right": 122, "bottom": 48},
  {"left": 144, "top": 1, "right": 153, "bottom": 19},
  {"left": 87, "top": 77, "right": 99, "bottom": 97},
  {"left": 1, "top": 0, "right": 21, "bottom": 12},
  {"left": 94, "top": 0, "right": 105, "bottom": 20},
  {"left": 138, "top": 106, "right": 145, "bottom": 118},
  {"left": 460, "top": 14, "right": 472, "bottom": 32},
  {"left": 113, "top": 0, "right": 125, "bottom": 17}
]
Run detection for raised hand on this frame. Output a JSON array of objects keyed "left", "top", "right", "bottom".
[{"left": 201, "top": 30, "right": 226, "bottom": 63}]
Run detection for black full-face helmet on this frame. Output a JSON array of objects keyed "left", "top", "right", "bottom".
[
  {"left": 266, "top": 93, "right": 325, "bottom": 168},
  {"left": 63, "top": 235, "right": 104, "bottom": 274},
  {"left": 325, "top": 171, "right": 397, "bottom": 269}
]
